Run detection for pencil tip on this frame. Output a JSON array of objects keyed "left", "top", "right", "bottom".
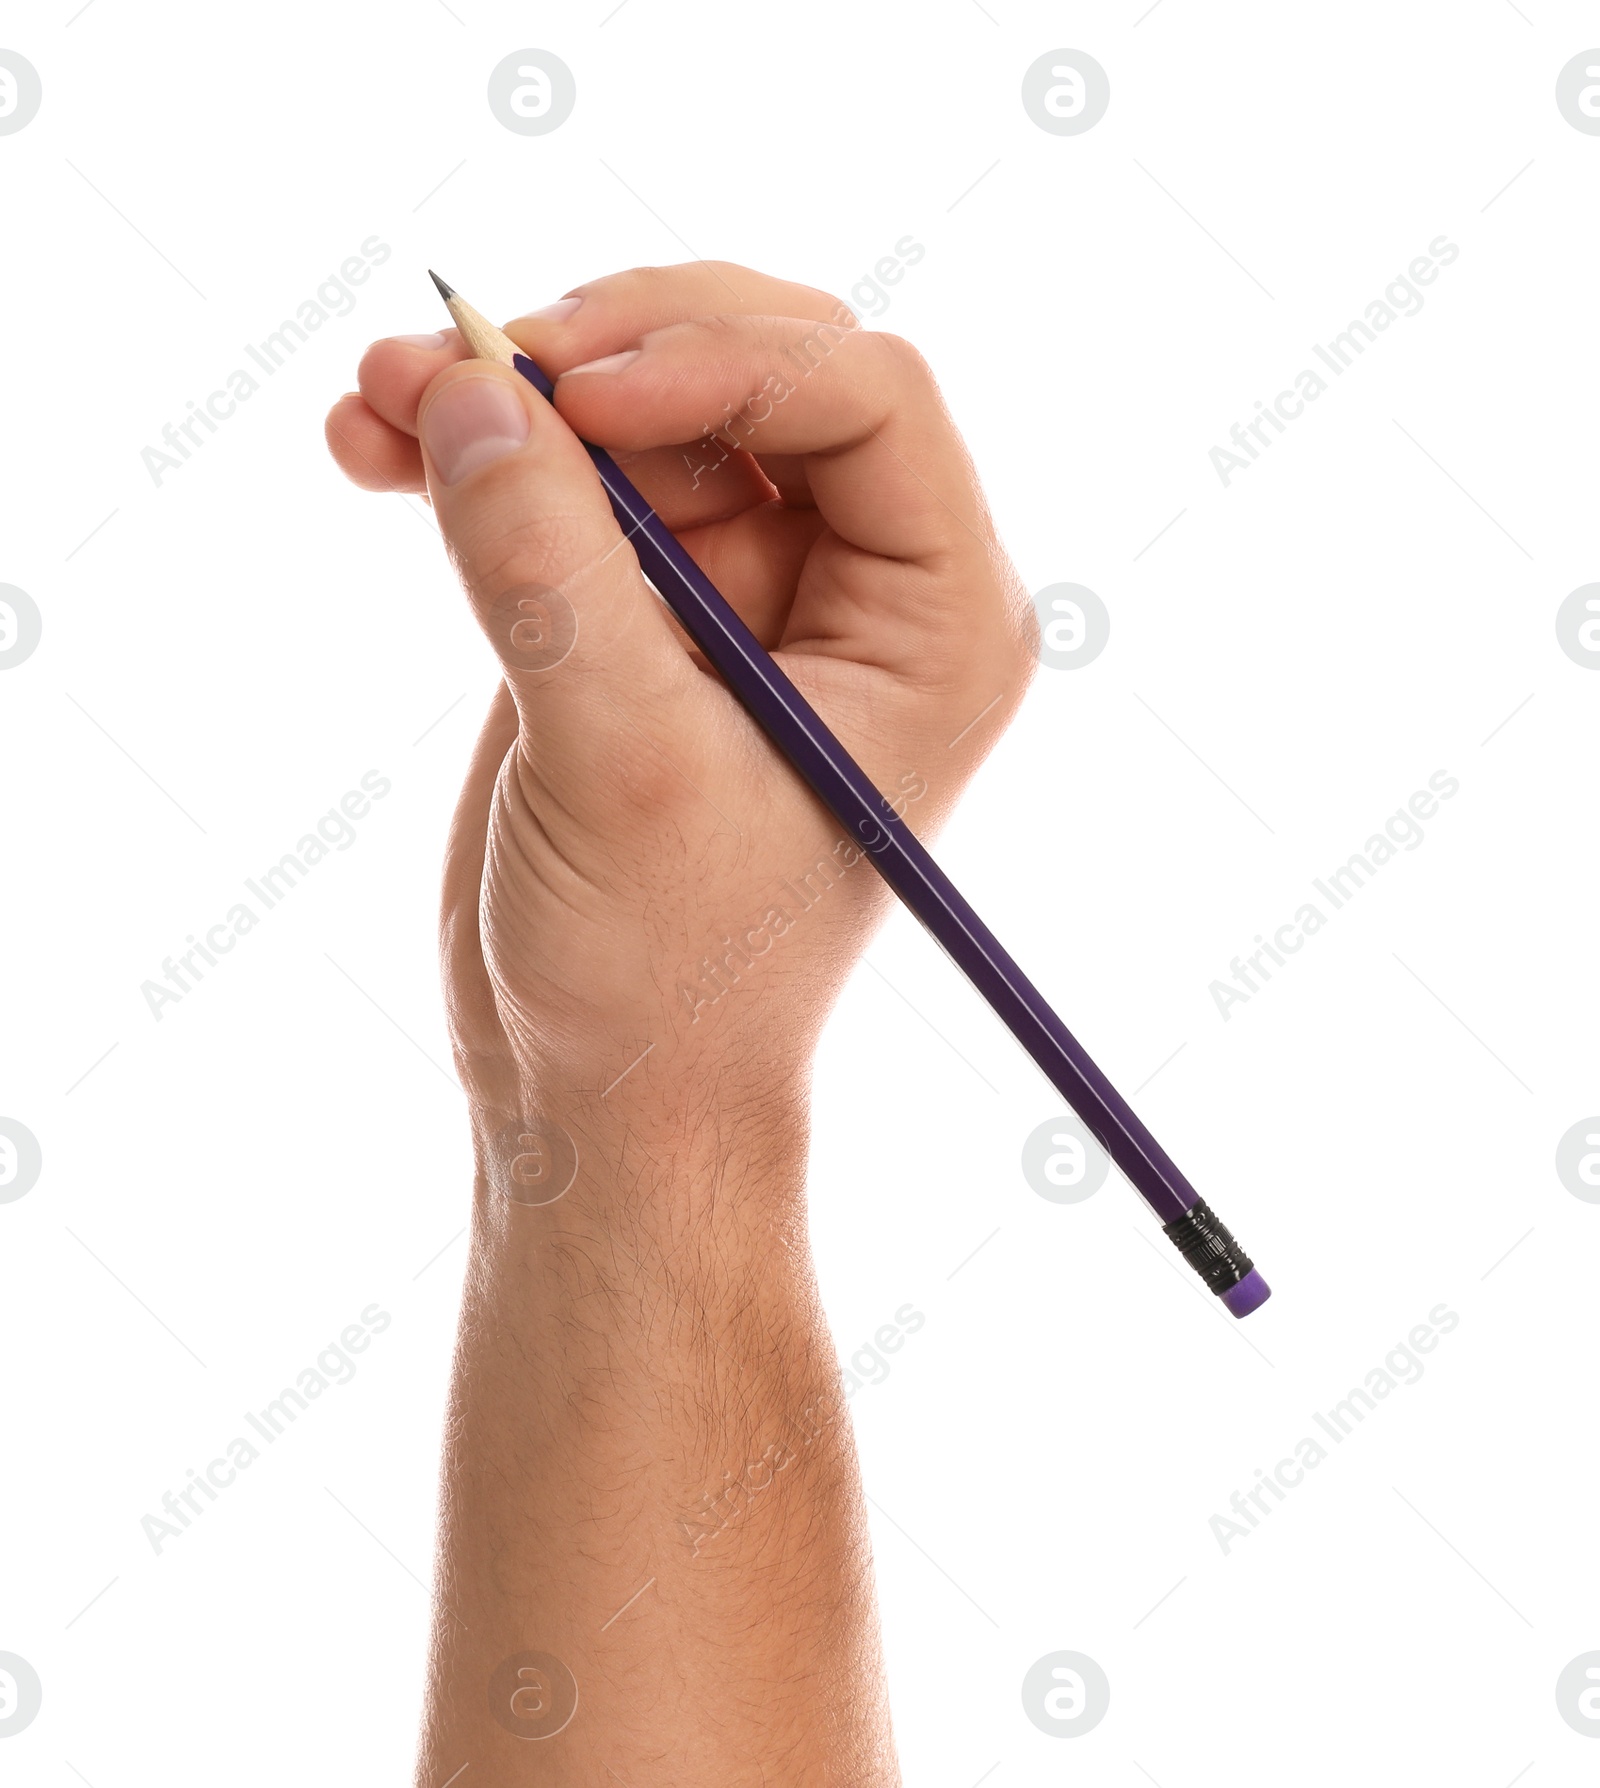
[{"left": 427, "top": 269, "right": 456, "bottom": 304}]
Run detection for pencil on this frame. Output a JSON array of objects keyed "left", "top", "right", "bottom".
[{"left": 427, "top": 272, "right": 1271, "bottom": 1319}]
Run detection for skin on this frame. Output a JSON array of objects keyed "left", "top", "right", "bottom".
[{"left": 324, "top": 261, "right": 1035, "bottom": 1786}]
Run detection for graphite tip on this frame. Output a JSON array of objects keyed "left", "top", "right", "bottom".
[{"left": 427, "top": 269, "right": 456, "bottom": 304}]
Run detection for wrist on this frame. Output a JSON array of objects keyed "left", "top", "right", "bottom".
[
  {"left": 465, "top": 1042, "right": 813, "bottom": 1233},
  {"left": 460, "top": 1068, "right": 827, "bottom": 1406}
]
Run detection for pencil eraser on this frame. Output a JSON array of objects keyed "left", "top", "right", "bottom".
[{"left": 1220, "top": 1269, "right": 1271, "bottom": 1319}]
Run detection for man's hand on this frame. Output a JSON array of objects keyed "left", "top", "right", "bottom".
[
  {"left": 324, "top": 262, "right": 1033, "bottom": 1785},
  {"left": 328, "top": 262, "right": 1033, "bottom": 1150}
]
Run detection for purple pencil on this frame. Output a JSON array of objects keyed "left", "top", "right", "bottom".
[{"left": 430, "top": 273, "right": 1270, "bottom": 1319}]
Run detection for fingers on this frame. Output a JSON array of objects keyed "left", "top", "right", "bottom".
[
  {"left": 347, "top": 335, "right": 778, "bottom": 530},
  {"left": 352, "top": 265, "right": 849, "bottom": 444},
  {"left": 502, "top": 261, "right": 851, "bottom": 370},
  {"left": 675, "top": 503, "right": 829, "bottom": 649},
  {"left": 332, "top": 380, "right": 774, "bottom": 530},
  {"left": 357, "top": 330, "right": 468, "bottom": 435},
  {"left": 338, "top": 264, "right": 853, "bottom": 521},
  {"left": 325, "top": 393, "right": 424, "bottom": 492},
  {"left": 327, "top": 333, "right": 463, "bottom": 494},
  {"left": 606, "top": 442, "right": 776, "bottom": 531},
  {"left": 553, "top": 316, "right": 988, "bottom": 569},
  {"left": 414, "top": 359, "right": 700, "bottom": 752}
]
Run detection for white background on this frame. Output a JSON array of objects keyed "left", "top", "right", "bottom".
[{"left": 2, "top": 2, "right": 1597, "bottom": 1783}]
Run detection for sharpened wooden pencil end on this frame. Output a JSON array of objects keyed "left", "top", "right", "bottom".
[{"left": 426, "top": 273, "right": 522, "bottom": 367}]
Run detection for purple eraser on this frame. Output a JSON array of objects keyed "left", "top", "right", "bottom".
[{"left": 1220, "top": 1269, "right": 1271, "bottom": 1319}]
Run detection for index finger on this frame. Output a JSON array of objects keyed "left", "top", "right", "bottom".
[
  {"left": 355, "top": 261, "right": 851, "bottom": 443},
  {"left": 504, "top": 260, "right": 856, "bottom": 376},
  {"left": 552, "top": 314, "right": 994, "bottom": 570}
]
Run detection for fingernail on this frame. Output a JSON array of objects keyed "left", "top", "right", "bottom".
[
  {"left": 563, "top": 348, "right": 641, "bottom": 377},
  {"left": 422, "top": 376, "right": 531, "bottom": 486},
  {"left": 526, "top": 297, "right": 583, "bottom": 322},
  {"left": 391, "top": 331, "right": 448, "bottom": 348}
]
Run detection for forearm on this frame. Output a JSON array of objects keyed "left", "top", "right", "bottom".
[{"left": 415, "top": 1092, "right": 897, "bottom": 1785}]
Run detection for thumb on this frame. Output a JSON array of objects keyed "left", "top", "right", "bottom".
[{"left": 416, "top": 359, "right": 694, "bottom": 737}]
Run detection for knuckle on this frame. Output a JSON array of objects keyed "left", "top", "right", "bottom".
[
  {"left": 868, "top": 331, "right": 933, "bottom": 381},
  {"left": 680, "top": 311, "right": 747, "bottom": 350},
  {"left": 792, "top": 281, "right": 856, "bottom": 327},
  {"left": 612, "top": 261, "right": 758, "bottom": 308},
  {"left": 697, "top": 258, "right": 755, "bottom": 291},
  {"left": 830, "top": 329, "right": 941, "bottom": 421},
  {"left": 1010, "top": 616, "right": 1042, "bottom": 695},
  {"left": 774, "top": 309, "right": 855, "bottom": 371},
  {"left": 627, "top": 261, "right": 682, "bottom": 292},
  {"left": 577, "top": 262, "right": 681, "bottom": 312},
  {"left": 1001, "top": 575, "right": 1043, "bottom": 698}
]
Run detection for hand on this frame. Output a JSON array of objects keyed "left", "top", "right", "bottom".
[
  {"left": 326, "top": 261, "right": 1035, "bottom": 1783},
  {"left": 326, "top": 261, "right": 1034, "bottom": 1175}
]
